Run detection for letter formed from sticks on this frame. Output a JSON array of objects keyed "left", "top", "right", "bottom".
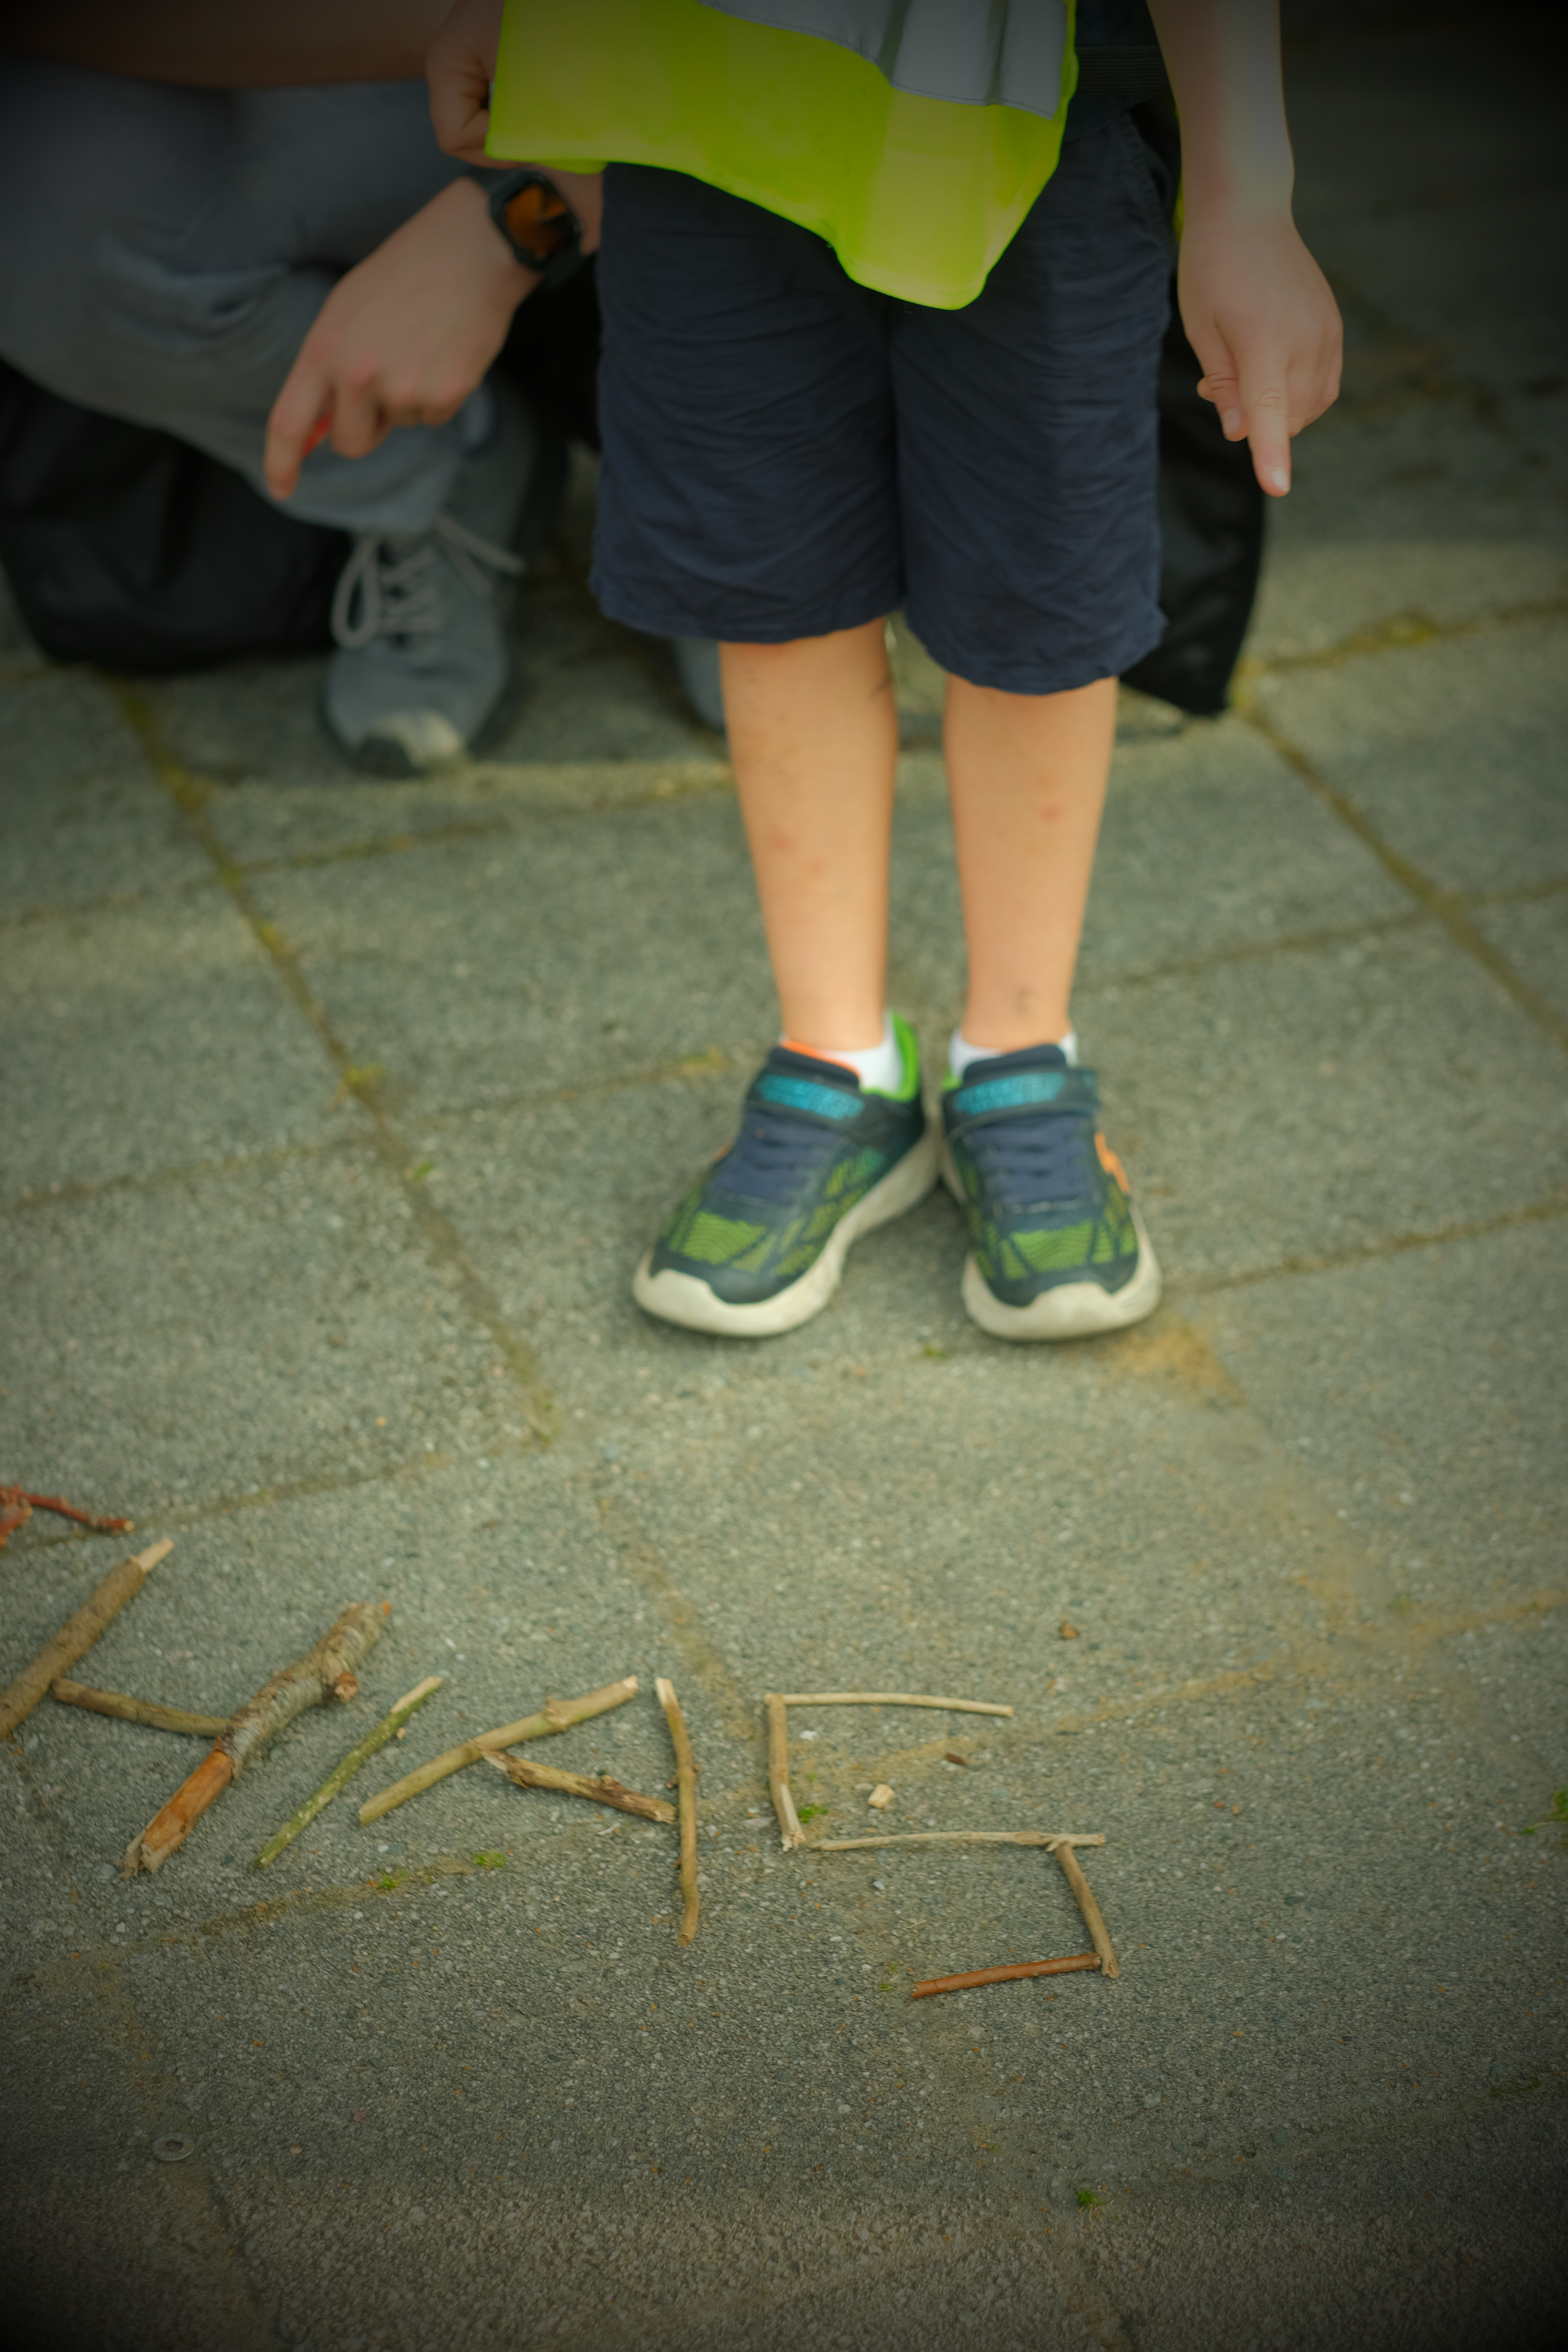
[
  {"left": 1, "top": 1539, "right": 173, "bottom": 1744},
  {"left": 762, "top": 1689, "right": 1014, "bottom": 1851},
  {"left": 358, "top": 1676, "right": 638, "bottom": 1825},
  {"left": 122, "top": 1603, "right": 385, "bottom": 1874},
  {"left": 256, "top": 1675, "right": 445, "bottom": 1867}
]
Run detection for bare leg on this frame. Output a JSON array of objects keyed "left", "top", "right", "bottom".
[
  {"left": 720, "top": 619, "right": 898, "bottom": 1053},
  {"left": 943, "top": 672, "right": 1118, "bottom": 1050}
]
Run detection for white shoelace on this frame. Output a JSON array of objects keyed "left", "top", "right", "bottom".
[{"left": 330, "top": 514, "right": 525, "bottom": 651}]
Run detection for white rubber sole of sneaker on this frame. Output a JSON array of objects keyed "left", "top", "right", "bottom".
[
  {"left": 632, "top": 1125, "right": 940, "bottom": 1338},
  {"left": 939, "top": 1143, "right": 1162, "bottom": 1341}
]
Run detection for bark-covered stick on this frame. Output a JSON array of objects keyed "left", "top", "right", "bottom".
[
  {"left": 778, "top": 1692, "right": 1013, "bottom": 1716},
  {"left": 912, "top": 1953, "right": 1100, "bottom": 1998},
  {"left": 0, "top": 1483, "right": 134, "bottom": 1547},
  {"left": 0, "top": 1538, "right": 172, "bottom": 1743},
  {"left": 656, "top": 1676, "right": 700, "bottom": 1945},
  {"left": 255, "top": 1674, "right": 444, "bottom": 1867},
  {"left": 818, "top": 1830, "right": 1106, "bottom": 1853},
  {"left": 123, "top": 1603, "right": 383, "bottom": 1874},
  {"left": 357, "top": 1676, "right": 638, "bottom": 1826},
  {"left": 765, "top": 1692, "right": 804, "bottom": 1851},
  {"left": 51, "top": 1680, "right": 228, "bottom": 1738},
  {"left": 484, "top": 1751, "right": 676, "bottom": 1824},
  {"left": 1055, "top": 1839, "right": 1119, "bottom": 1978}
]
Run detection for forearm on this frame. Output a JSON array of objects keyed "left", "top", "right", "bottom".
[
  {"left": 1145, "top": 0, "right": 1294, "bottom": 214},
  {"left": 0, "top": 0, "right": 450, "bottom": 86}
]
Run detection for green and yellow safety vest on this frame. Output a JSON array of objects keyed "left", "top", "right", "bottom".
[{"left": 489, "top": 0, "right": 1080, "bottom": 309}]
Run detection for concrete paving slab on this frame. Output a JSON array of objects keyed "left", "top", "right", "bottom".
[
  {"left": 1247, "top": 616, "right": 1568, "bottom": 897},
  {"left": 1472, "top": 891, "right": 1568, "bottom": 1027},
  {"left": 1191, "top": 1219, "right": 1568, "bottom": 1621},
  {"left": 1246, "top": 401, "right": 1568, "bottom": 663},
  {"left": 0, "top": 1149, "right": 519, "bottom": 1525},
  {"left": 2, "top": 669, "right": 207, "bottom": 920},
  {"left": 1, "top": 887, "right": 353, "bottom": 1206}
]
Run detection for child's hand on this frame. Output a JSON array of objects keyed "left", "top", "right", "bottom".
[
  {"left": 1177, "top": 206, "right": 1342, "bottom": 498},
  {"left": 427, "top": 0, "right": 505, "bottom": 163},
  {"left": 262, "top": 178, "right": 528, "bottom": 502}
]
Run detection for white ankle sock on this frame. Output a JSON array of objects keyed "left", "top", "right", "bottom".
[
  {"left": 948, "top": 1025, "right": 1078, "bottom": 1078},
  {"left": 781, "top": 1011, "right": 905, "bottom": 1095}
]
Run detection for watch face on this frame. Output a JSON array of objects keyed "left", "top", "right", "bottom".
[{"left": 502, "top": 178, "right": 577, "bottom": 267}]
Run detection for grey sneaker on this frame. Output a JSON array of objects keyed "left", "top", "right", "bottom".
[{"left": 325, "top": 379, "right": 546, "bottom": 775}]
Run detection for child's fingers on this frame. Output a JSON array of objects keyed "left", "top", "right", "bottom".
[
  {"left": 263, "top": 355, "right": 331, "bottom": 502},
  {"left": 1237, "top": 356, "right": 1293, "bottom": 498},
  {"left": 1195, "top": 370, "right": 1246, "bottom": 443}
]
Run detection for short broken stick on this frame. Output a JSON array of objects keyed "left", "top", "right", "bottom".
[
  {"left": 912, "top": 1954, "right": 1101, "bottom": 1999},
  {"left": 0, "top": 1482, "right": 133, "bottom": 1548},
  {"left": 484, "top": 1751, "right": 675, "bottom": 1824},
  {"left": 765, "top": 1692, "right": 804, "bottom": 1851},
  {"left": 358, "top": 1676, "right": 637, "bottom": 1826},
  {"left": 656, "top": 1676, "right": 700, "bottom": 1946},
  {"left": 123, "top": 1603, "right": 383, "bottom": 1874},
  {"left": 51, "top": 1680, "right": 228, "bottom": 1738},
  {"left": 817, "top": 1830, "right": 1105, "bottom": 1853},
  {"left": 0, "top": 1538, "right": 172, "bottom": 1743},
  {"left": 777, "top": 1692, "right": 1012, "bottom": 1715},
  {"left": 256, "top": 1674, "right": 444, "bottom": 1867},
  {"left": 1054, "top": 1839, "right": 1119, "bottom": 1978}
]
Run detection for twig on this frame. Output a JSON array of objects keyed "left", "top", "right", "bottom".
[
  {"left": 765, "top": 1693, "right": 804, "bottom": 1851},
  {"left": 817, "top": 1830, "right": 1105, "bottom": 1852},
  {"left": 484, "top": 1751, "right": 675, "bottom": 1824},
  {"left": 123, "top": 1603, "right": 383, "bottom": 1874},
  {"left": 1055, "top": 1839, "right": 1119, "bottom": 1978},
  {"left": 912, "top": 1954, "right": 1101, "bottom": 1998},
  {"left": 255, "top": 1675, "right": 444, "bottom": 1867},
  {"left": 655, "top": 1676, "right": 700, "bottom": 1946},
  {"left": 50, "top": 1679, "right": 227, "bottom": 1738},
  {"left": 776, "top": 1692, "right": 1012, "bottom": 1715},
  {"left": 357, "top": 1676, "right": 637, "bottom": 1827},
  {"left": 0, "top": 1483, "right": 133, "bottom": 1548},
  {"left": 0, "top": 1539, "right": 172, "bottom": 1743}
]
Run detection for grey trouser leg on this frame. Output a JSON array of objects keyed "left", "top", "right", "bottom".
[{"left": 0, "top": 61, "right": 474, "bottom": 535}]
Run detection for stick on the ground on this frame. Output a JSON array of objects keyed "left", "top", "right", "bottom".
[
  {"left": 817, "top": 1830, "right": 1105, "bottom": 1853},
  {"left": 777, "top": 1692, "right": 1012, "bottom": 1715},
  {"left": 50, "top": 1679, "right": 228, "bottom": 1738},
  {"left": 255, "top": 1674, "right": 444, "bottom": 1867},
  {"left": 484, "top": 1751, "right": 676, "bottom": 1824},
  {"left": 765, "top": 1692, "right": 804, "bottom": 1851},
  {"left": 912, "top": 1953, "right": 1101, "bottom": 1998},
  {"left": 1055, "top": 1840, "right": 1119, "bottom": 1978},
  {"left": 357, "top": 1676, "right": 637, "bottom": 1827},
  {"left": 655, "top": 1676, "right": 700, "bottom": 1945},
  {"left": 123, "top": 1603, "right": 383, "bottom": 1874},
  {"left": 0, "top": 1538, "right": 172, "bottom": 1743},
  {"left": 0, "top": 1483, "right": 133, "bottom": 1548}
]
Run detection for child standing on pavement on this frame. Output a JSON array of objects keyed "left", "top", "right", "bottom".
[{"left": 430, "top": 0, "right": 1341, "bottom": 1339}]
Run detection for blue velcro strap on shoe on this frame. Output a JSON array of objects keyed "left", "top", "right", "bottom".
[
  {"left": 958, "top": 1071, "right": 1066, "bottom": 1117},
  {"left": 755, "top": 1073, "right": 863, "bottom": 1120}
]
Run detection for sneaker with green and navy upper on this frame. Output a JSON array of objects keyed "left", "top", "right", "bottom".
[
  {"left": 633, "top": 1014, "right": 937, "bottom": 1336},
  {"left": 940, "top": 1044, "right": 1161, "bottom": 1340}
]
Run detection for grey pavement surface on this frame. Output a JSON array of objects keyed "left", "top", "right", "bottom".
[{"left": 3, "top": 14, "right": 1566, "bottom": 2351}]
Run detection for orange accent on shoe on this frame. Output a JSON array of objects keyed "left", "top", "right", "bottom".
[
  {"left": 1095, "top": 1132, "right": 1131, "bottom": 1193},
  {"left": 779, "top": 1037, "right": 868, "bottom": 1070}
]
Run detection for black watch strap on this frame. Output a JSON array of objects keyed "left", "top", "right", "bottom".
[{"left": 469, "top": 167, "right": 585, "bottom": 289}]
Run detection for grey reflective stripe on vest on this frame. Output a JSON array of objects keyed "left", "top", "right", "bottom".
[{"left": 698, "top": 0, "right": 1071, "bottom": 119}]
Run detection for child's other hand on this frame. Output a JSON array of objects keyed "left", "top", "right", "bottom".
[
  {"left": 427, "top": 0, "right": 505, "bottom": 164},
  {"left": 1178, "top": 208, "right": 1341, "bottom": 497},
  {"left": 262, "top": 178, "right": 528, "bottom": 502}
]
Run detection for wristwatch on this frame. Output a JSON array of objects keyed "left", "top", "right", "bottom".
[{"left": 471, "top": 167, "right": 585, "bottom": 289}]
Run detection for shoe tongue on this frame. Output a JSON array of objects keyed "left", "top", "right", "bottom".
[
  {"left": 961, "top": 1043, "right": 1069, "bottom": 1084},
  {"left": 763, "top": 1044, "right": 862, "bottom": 1095}
]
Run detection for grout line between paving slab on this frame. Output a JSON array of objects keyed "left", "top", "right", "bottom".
[
  {"left": 1239, "top": 705, "right": 1568, "bottom": 1053},
  {"left": 1236, "top": 591, "right": 1568, "bottom": 688},
  {"left": 1169, "top": 1188, "right": 1568, "bottom": 1297},
  {"left": 106, "top": 680, "right": 555, "bottom": 1441}
]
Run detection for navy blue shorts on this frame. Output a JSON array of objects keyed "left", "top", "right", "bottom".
[{"left": 591, "top": 113, "right": 1173, "bottom": 696}]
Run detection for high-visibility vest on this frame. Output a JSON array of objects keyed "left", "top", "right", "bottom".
[{"left": 488, "top": 0, "right": 1078, "bottom": 309}]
